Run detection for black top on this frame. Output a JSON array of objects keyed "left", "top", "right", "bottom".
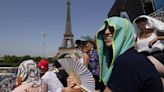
[
  {"left": 56, "top": 69, "right": 68, "bottom": 87},
  {"left": 141, "top": 50, "right": 164, "bottom": 65},
  {"left": 107, "top": 48, "right": 163, "bottom": 92}
]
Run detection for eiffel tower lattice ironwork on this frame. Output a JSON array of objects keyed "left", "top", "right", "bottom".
[
  {"left": 59, "top": 0, "right": 75, "bottom": 49},
  {"left": 55, "top": 0, "right": 77, "bottom": 59}
]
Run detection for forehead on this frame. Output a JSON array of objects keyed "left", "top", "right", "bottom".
[
  {"left": 136, "top": 21, "right": 147, "bottom": 27},
  {"left": 135, "top": 17, "right": 147, "bottom": 24}
]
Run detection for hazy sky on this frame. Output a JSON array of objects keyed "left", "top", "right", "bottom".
[{"left": 0, "top": 0, "right": 115, "bottom": 57}]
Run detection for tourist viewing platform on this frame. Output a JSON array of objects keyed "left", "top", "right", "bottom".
[
  {"left": 0, "top": 0, "right": 164, "bottom": 91},
  {"left": 0, "top": 67, "right": 17, "bottom": 73},
  {"left": 0, "top": 67, "right": 17, "bottom": 91}
]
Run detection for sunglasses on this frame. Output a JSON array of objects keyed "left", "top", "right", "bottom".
[
  {"left": 102, "top": 25, "right": 114, "bottom": 34},
  {"left": 80, "top": 41, "right": 88, "bottom": 46}
]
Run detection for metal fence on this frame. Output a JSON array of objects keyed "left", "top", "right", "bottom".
[{"left": 149, "top": 8, "right": 164, "bottom": 22}]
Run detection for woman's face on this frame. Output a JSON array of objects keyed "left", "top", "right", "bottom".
[
  {"left": 136, "top": 21, "right": 147, "bottom": 31},
  {"left": 103, "top": 25, "right": 114, "bottom": 47},
  {"left": 136, "top": 20, "right": 154, "bottom": 38},
  {"left": 80, "top": 41, "right": 93, "bottom": 53},
  {"left": 38, "top": 67, "right": 47, "bottom": 76}
]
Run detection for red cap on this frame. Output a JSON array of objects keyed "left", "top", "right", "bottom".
[{"left": 37, "top": 59, "right": 49, "bottom": 71}]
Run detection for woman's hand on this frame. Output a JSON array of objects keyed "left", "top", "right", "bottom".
[
  {"left": 67, "top": 76, "right": 80, "bottom": 88},
  {"left": 62, "top": 76, "right": 82, "bottom": 92},
  {"left": 62, "top": 87, "right": 82, "bottom": 92}
]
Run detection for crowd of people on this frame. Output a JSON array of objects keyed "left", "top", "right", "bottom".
[
  {"left": 11, "top": 15, "right": 164, "bottom": 92},
  {"left": 0, "top": 74, "right": 16, "bottom": 92}
]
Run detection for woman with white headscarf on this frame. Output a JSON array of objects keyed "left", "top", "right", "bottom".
[
  {"left": 133, "top": 15, "right": 164, "bottom": 88},
  {"left": 133, "top": 15, "right": 164, "bottom": 53},
  {"left": 12, "top": 59, "right": 47, "bottom": 92}
]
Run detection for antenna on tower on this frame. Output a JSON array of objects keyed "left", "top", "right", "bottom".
[{"left": 41, "top": 31, "right": 47, "bottom": 59}]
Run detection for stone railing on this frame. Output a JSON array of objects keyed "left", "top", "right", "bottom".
[{"left": 0, "top": 67, "right": 17, "bottom": 73}]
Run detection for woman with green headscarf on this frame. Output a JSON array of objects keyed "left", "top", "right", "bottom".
[{"left": 96, "top": 17, "right": 163, "bottom": 92}]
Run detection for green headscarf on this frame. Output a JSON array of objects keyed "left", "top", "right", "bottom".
[{"left": 96, "top": 17, "right": 135, "bottom": 85}]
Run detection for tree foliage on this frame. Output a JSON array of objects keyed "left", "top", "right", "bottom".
[{"left": 0, "top": 55, "right": 53, "bottom": 67}]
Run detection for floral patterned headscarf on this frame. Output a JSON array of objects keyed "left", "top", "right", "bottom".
[{"left": 16, "top": 60, "right": 41, "bottom": 87}]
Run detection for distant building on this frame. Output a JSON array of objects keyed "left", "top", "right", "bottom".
[
  {"left": 149, "top": 8, "right": 164, "bottom": 22},
  {"left": 108, "top": 0, "right": 155, "bottom": 21},
  {"left": 54, "top": 0, "right": 77, "bottom": 59},
  {"left": 148, "top": 0, "right": 164, "bottom": 22},
  {"left": 143, "top": 0, "right": 156, "bottom": 14},
  {"left": 154, "top": 0, "right": 164, "bottom": 10}
]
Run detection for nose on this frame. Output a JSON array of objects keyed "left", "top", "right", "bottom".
[{"left": 104, "top": 28, "right": 111, "bottom": 34}]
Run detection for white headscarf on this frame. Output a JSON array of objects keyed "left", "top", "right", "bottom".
[
  {"left": 133, "top": 15, "right": 164, "bottom": 38},
  {"left": 133, "top": 15, "right": 164, "bottom": 53},
  {"left": 16, "top": 60, "right": 42, "bottom": 87}
]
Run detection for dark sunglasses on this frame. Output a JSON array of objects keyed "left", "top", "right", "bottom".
[
  {"left": 78, "top": 41, "right": 88, "bottom": 47},
  {"left": 102, "top": 25, "right": 114, "bottom": 34}
]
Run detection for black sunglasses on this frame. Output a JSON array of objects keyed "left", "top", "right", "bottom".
[
  {"left": 80, "top": 41, "right": 88, "bottom": 46},
  {"left": 102, "top": 25, "right": 114, "bottom": 34},
  {"left": 104, "top": 21, "right": 114, "bottom": 33}
]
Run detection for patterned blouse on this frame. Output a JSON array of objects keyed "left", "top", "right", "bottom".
[{"left": 88, "top": 49, "right": 100, "bottom": 76}]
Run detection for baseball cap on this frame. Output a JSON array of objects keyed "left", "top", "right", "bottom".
[
  {"left": 37, "top": 59, "right": 49, "bottom": 71},
  {"left": 75, "top": 34, "right": 92, "bottom": 44}
]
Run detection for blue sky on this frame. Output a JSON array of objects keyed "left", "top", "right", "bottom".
[{"left": 0, "top": 0, "right": 115, "bottom": 57}]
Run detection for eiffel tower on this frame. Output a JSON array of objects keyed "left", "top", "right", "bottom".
[{"left": 55, "top": 0, "right": 77, "bottom": 59}]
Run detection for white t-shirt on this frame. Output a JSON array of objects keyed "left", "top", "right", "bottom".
[{"left": 41, "top": 71, "right": 63, "bottom": 92}]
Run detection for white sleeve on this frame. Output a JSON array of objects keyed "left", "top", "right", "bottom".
[{"left": 42, "top": 71, "right": 64, "bottom": 92}]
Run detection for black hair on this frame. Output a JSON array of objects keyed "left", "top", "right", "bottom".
[
  {"left": 104, "top": 21, "right": 109, "bottom": 26},
  {"left": 53, "top": 60, "right": 61, "bottom": 68},
  {"left": 88, "top": 40, "right": 97, "bottom": 49},
  {"left": 75, "top": 40, "right": 80, "bottom": 45},
  {"left": 135, "top": 17, "right": 147, "bottom": 24}
]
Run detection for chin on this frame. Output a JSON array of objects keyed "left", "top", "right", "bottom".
[{"left": 105, "top": 43, "right": 112, "bottom": 47}]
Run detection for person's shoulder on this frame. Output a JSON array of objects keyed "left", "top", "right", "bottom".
[
  {"left": 83, "top": 53, "right": 89, "bottom": 58},
  {"left": 42, "top": 71, "right": 57, "bottom": 79},
  {"left": 13, "top": 81, "right": 47, "bottom": 92},
  {"left": 45, "top": 71, "right": 57, "bottom": 76},
  {"left": 12, "top": 84, "right": 28, "bottom": 92},
  {"left": 117, "top": 48, "right": 149, "bottom": 65}
]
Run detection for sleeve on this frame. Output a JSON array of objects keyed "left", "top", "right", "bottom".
[{"left": 42, "top": 71, "right": 64, "bottom": 92}]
